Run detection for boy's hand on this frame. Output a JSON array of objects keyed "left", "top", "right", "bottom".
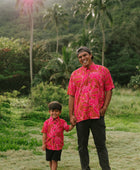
[
  {"left": 70, "top": 115, "right": 76, "bottom": 126},
  {"left": 42, "top": 144, "right": 46, "bottom": 151}
]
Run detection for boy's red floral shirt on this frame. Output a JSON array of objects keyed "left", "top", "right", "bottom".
[
  {"left": 41, "top": 116, "right": 69, "bottom": 150},
  {"left": 67, "top": 63, "right": 115, "bottom": 123}
]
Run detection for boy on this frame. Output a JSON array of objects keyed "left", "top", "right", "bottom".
[{"left": 41, "top": 101, "right": 74, "bottom": 170}]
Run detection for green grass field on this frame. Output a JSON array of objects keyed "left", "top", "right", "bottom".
[{"left": 0, "top": 88, "right": 140, "bottom": 170}]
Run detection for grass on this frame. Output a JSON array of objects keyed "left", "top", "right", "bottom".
[{"left": 0, "top": 88, "right": 140, "bottom": 169}]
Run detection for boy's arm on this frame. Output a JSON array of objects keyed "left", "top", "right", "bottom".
[
  {"left": 42, "top": 133, "right": 47, "bottom": 151},
  {"left": 69, "top": 124, "right": 75, "bottom": 131}
]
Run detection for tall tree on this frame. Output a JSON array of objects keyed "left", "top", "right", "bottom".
[
  {"left": 87, "top": 0, "right": 113, "bottom": 66},
  {"left": 74, "top": 0, "right": 120, "bottom": 65},
  {"left": 43, "top": 4, "right": 68, "bottom": 53},
  {"left": 71, "top": 29, "right": 91, "bottom": 48},
  {"left": 16, "top": 0, "right": 44, "bottom": 86}
]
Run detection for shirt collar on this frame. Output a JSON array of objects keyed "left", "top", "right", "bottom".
[
  {"left": 82, "top": 62, "right": 95, "bottom": 71},
  {"left": 49, "top": 116, "right": 60, "bottom": 122}
]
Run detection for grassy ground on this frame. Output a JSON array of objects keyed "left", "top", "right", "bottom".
[
  {"left": 0, "top": 130, "right": 140, "bottom": 170},
  {"left": 0, "top": 88, "right": 140, "bottom": 170}
]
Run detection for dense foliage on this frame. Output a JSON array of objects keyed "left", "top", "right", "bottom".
[
  {"left": 128, "top": 66, "right": 140, "bottom": 90},
  {"left": 0, "top": 0, "right": 140, "bottom": 93},
  {"left": 0, "top": 37, "right": 30, "bottom": 93},
  {"left": 33, "top": 46, "right": 80, "bottom": 88},
  {"left": 31, "top": 82, "right": 68, "bottom": 108}
]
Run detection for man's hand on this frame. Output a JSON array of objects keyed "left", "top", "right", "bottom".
[
  {"left": 70, "top": 115, "right": 77, "bottom": 126},
  {"left": 100, "top": 106, "right": 107, "bottom": 117},
  {"left": 100, "top": 90, "right": 112, "bottom": 117}
]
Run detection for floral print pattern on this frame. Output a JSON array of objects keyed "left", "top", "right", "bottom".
[
  {"left": 67, "top": 63, "right": 115, "bottom": 123},
  {"left": 41, "top": 116, "right": 69, "bottom": 150}
]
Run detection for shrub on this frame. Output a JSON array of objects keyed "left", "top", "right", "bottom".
[
  {"left": 0, "top": 37, "right": 30, "bottom": 93},
  {"left": 0, "top": 95, "right": 11, "bottom": 123},
  {"left": 1, "top": 102, "right": 10, "bottom": 108},
  {"left": 60, "top": 105, "right": 70, "bottom": 122},
  {"left": 21, "top": 111, "right": 48, "bottom": 122},
  {"left": 128, "top": 75, "right": 140, "bottom": 90},
  {"left": 128, "top": 66, "right": 140, "bottom": 90},
  {"left": 31, "top": 82, "right": 68, "bottom": 109},
  {"left": 3, "top": 90, "right": 20, "bottom": 98}
]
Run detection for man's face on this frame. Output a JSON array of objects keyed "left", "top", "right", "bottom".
[{"left": 78, "top": 51, "right": 92, "bottom": 68}]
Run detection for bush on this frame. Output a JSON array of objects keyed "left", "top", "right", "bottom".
[
  {"left": 31, "top": 82, "right": 68, "bottom": 109},
  {"left": 60, "top": 105, "right": 70, "bottom": 122},
  {"left": 3, "top": 90, "right": 20, "bottom": 98},
  {"left": 21, "top": 111, "right": 48, "bottom": 122},
  {"left": 0, "top": 37, "right": 30, "bottom": 94},
  {"left": 128, "top": 75, "right": 140, "bottom": 90},
  {"left": 0, "top": 95, "right": 11, "bottom": 122},
  {"left": 128, "top": 66, "right": 140, "bottom": 90}
]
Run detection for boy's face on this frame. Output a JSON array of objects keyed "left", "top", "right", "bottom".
[{"left": 49, "top": 109, "right": 61, "bottom": 119}]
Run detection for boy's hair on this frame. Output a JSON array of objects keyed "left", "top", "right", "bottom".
[{"left": 48, "top": 101, "right": 62, "bottom": 111}]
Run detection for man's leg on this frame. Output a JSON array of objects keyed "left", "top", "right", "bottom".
[
  {"left": 90, "top": 117, "right": 111, "bottom": 170},
  {"left": 76, "top": 120, "right": 90, "bottom": 170}
]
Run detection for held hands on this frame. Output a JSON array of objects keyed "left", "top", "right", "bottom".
[{"left": 70, "top": 115, "right": 77, "bottom": 126}]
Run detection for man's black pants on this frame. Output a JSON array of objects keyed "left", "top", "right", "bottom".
[{"left": 76, "top": 117, "right": 111, "bottom": 170}]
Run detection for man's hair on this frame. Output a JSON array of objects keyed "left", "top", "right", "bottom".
[
  {"left": 76, "top": 46, "right": 93, "bottom": 59},
  {"left": 48, "top": 101, "right": 62, "bottom": 111}
]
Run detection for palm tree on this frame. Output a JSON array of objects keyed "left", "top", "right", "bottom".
[
  {"left": 43, "top": 4, "right": 68, "bottom": 53},
  {"left": 74, "top": 0, "right": 120, "bottom": 65},
  {"left": 86, "top": 0, "right": 114, "bottom": 66},
  {"left": 16, "top": 0, "right": 44, "bottom": 86},
  {"left": 71, "top": 29, "right": 91, "bottom": 48},
  {"left": 38, "top": 47, "right": 80, "bottom": 88}
]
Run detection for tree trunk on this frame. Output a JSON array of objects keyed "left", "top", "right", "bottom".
[
  {"left": 29, "top": 12, "right": 33, "bottom": 87},
  {"left": 100, "top": 21, "right": 105, "bottom": 66},
  {"left": 56, "top": 26, "right": 59, "bottom": 53}
]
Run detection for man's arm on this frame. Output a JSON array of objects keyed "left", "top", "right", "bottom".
[
  {"left": 100, "top": 90, "right": 112, "bottom": 116},
  {"left": 69, "top": 95, "right": 76, "bottom": 125}
]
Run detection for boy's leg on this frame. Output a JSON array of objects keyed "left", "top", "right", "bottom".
[
  {"left": 51, "top": 160, "right": 58, "bottom": 170},
  {"left": 49, "top": 161, "right": 52, "bottom": 169},
  {"left": 46, "top": 149, "right": 61, "bottom": 170}
]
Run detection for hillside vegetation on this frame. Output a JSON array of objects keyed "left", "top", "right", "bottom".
[{"left": 0, "top": 0, "right": 140, "bottom": 93}]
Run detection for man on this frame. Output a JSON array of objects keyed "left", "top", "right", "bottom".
[{"left": 67, "top": 47, "right": 115, "bottom": 170}]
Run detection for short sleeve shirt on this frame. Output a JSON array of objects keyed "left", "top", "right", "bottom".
[
  {"left": 67, "top": 63, "right": 115, "bottom": 123},
  {"left": 41, "top": 116, "right": 70, "bottom": 150}
]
